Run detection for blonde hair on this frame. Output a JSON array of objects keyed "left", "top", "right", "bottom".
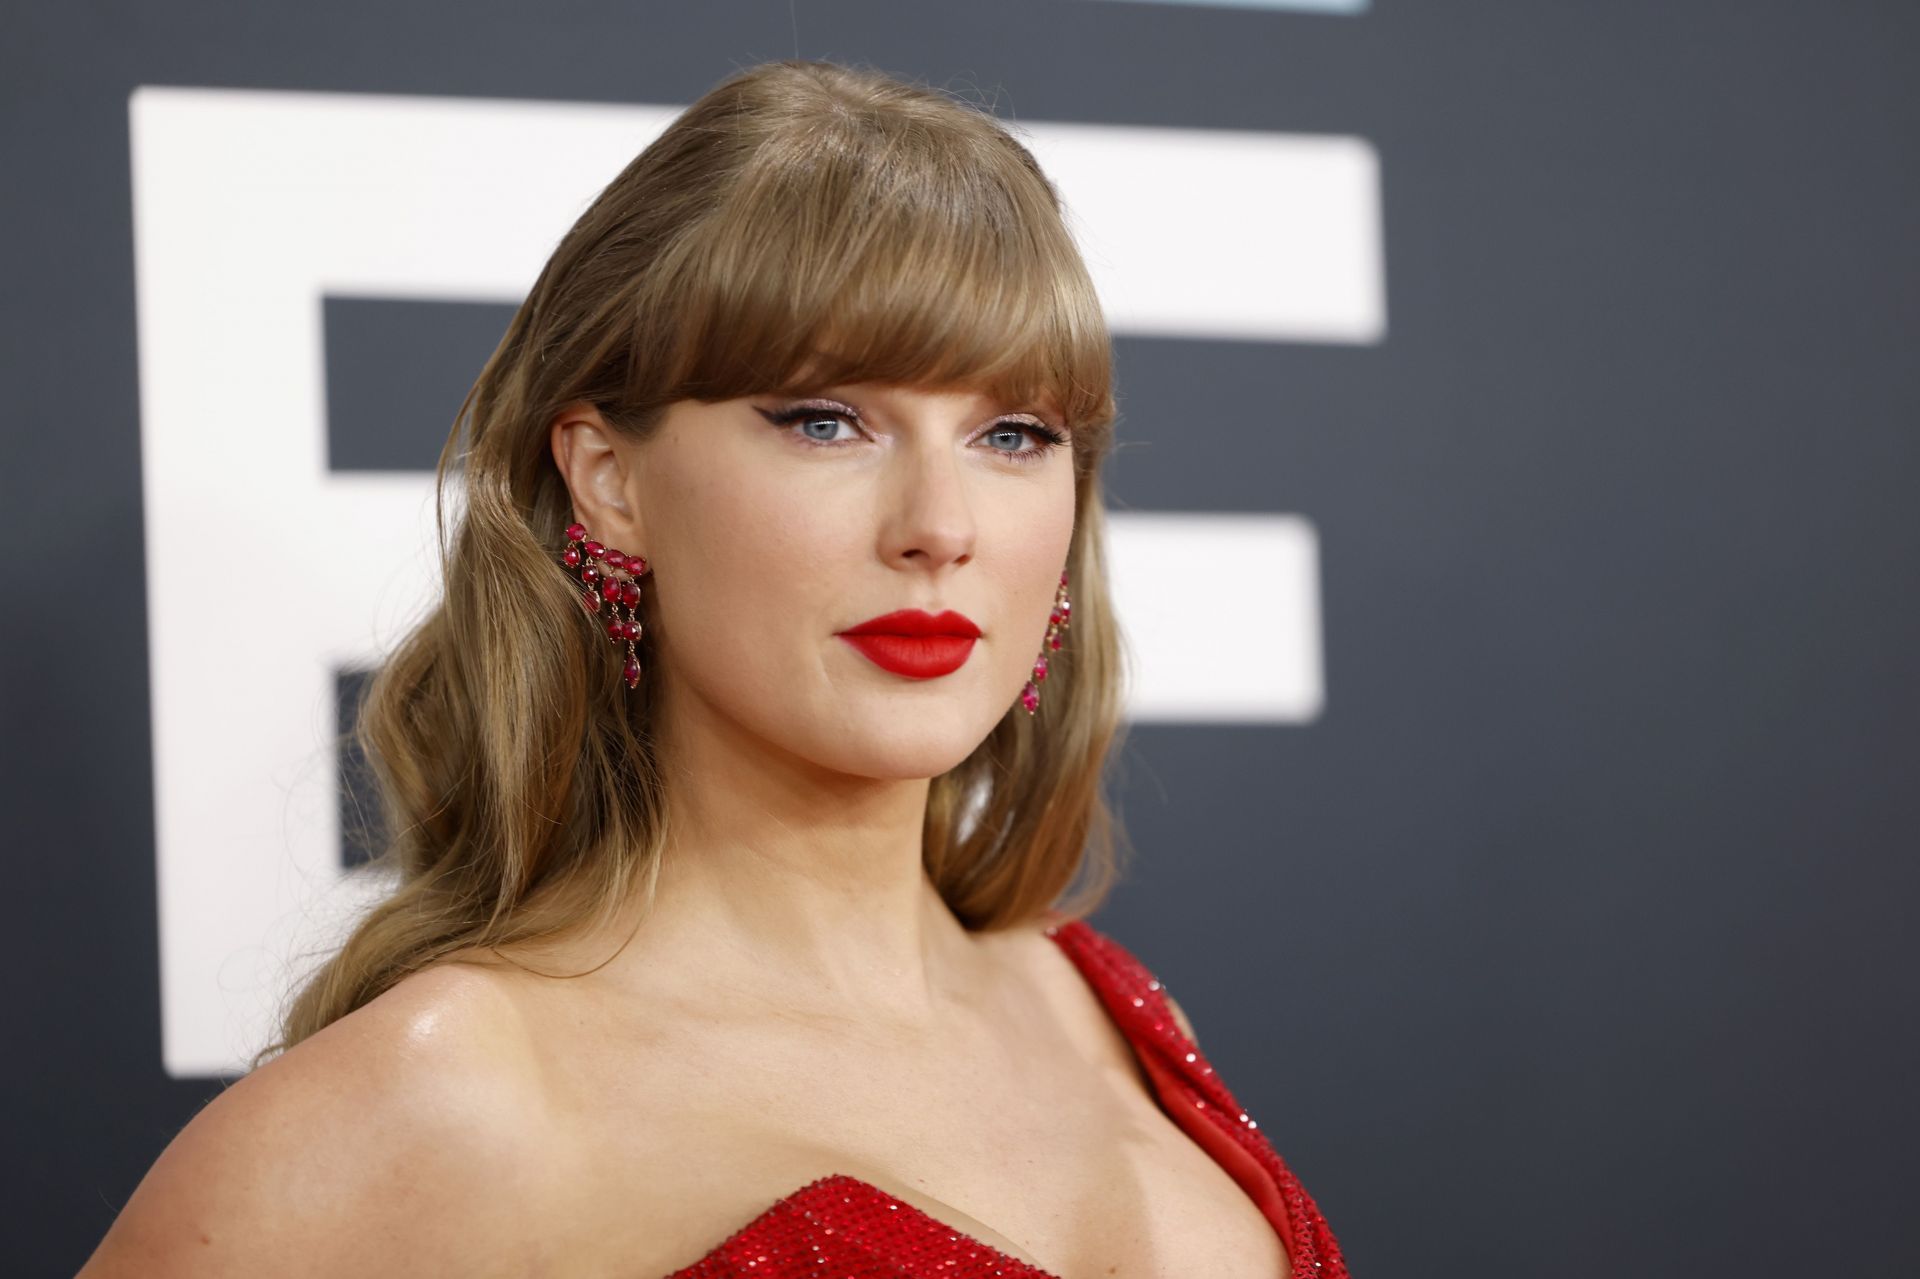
[{"left": 256, "top": 58, "right": 1133, "bottom": 1067}]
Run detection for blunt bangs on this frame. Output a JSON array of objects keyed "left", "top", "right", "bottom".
[{"left": 633, "top": 118, "right": 1116, "bottom": 449}]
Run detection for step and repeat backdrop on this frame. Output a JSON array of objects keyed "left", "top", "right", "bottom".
[{"left": 7, "top": 2, "right": 1916, "bottom": 1275}]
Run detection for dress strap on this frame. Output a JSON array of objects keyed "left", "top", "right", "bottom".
[{"left": 1042, "top": 913, "right": 1349, "bottom": 1279}]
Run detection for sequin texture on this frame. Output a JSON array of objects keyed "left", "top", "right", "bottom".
[{"left": 660, "top": 915, "right": 1350, "bottom": 1278}]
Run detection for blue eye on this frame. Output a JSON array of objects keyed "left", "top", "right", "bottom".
[
  {"left": 758, "top": 403, "right": 1068, "bottom": 466},
  {"left": 981, "top": 424, "right": 1068, "bottom": 463},
  {"left": 987, "top": 428, "right": 1023, "bottom": 449},
  {"left": 785, "top": 409, "right": 859, "bottom": 444},
  {"left": 757, "top": 406, "right": 862, "bottom": 448}
]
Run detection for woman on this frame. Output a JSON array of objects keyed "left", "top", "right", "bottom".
[{"left": 80, "top": 59, "right": 1347, "bottom": 1278}]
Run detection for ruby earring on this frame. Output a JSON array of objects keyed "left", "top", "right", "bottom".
[
  {"left": 1021, "top": 570, "right": 1071, "bottom": 716},
  {"left": 561, "top": 520, "right": 650, "bottom": 689}
]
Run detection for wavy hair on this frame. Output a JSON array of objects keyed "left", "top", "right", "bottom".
[{"left": 255, "top": 58, "right": 1134, "bottom": 1067}]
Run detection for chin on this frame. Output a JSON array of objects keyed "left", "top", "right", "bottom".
[{"left": 810, "top": 698, "right": 998, "bottom": 780}]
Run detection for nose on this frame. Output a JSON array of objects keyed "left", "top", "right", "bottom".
[{"left": 880, "top": 439, "right": 976, "bottom": 572}]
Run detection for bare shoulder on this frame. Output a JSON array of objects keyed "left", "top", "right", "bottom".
[
  {"left": 76, "top": 962, "right": 565, "bottom": 1279},
  {"left": 981, "top": 913, "right": 1117, "bottom": 1042},
  {"left": 991, "top": 913, "right": 1202, "bottom": 1046}
]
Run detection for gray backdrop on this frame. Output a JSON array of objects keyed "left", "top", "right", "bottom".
[{"left": 6, "top": 2, "right": 1917, "bottom": 1275}]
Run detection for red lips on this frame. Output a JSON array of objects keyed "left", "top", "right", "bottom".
[{"left": 837, "top": 609, "right": 981, "bottom": 679}]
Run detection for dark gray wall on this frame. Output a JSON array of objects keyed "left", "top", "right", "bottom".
[{"left": 6, "top": 2, "right": 1916, "bottom": 1275}]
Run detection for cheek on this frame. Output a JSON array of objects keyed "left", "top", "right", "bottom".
[
  {"left": 1006, "top": 495, "right": 1082, "bottom": 652},
  {"left": 983, "top": 485, "right": 1078, "bottom": 678},
  {"left": 648, "top": 459, "right": 856, "bottom": 690}
]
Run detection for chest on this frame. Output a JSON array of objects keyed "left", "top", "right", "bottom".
[
  {"left": 548, "top": 1029, "right": 1290, "bottom": 1278},
  {"left": 1031, "top": 1133, "right": 1293, "bottom": 1279}
]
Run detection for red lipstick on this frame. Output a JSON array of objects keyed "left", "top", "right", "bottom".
[{"left": 837, "top": 609, "right": 981, "bottom": 679}]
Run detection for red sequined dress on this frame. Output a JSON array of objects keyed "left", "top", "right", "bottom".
[{"left": 662, "top": 913, "right": 1349, "bottom": 1278}]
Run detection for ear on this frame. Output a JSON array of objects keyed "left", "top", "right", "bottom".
[{"left": 549, "top": 401, "right": 646, "bottom": 554}]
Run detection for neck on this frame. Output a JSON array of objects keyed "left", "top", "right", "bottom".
[{"left": 626, "top": 685, "right": 985, "bottom": 1030}]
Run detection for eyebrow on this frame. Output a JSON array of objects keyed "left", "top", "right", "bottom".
[{"left": 799, "top": 385, "right": 1058, "bottom": 423}]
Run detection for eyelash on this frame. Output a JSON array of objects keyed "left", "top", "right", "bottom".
[{"left": 760, "top": 403, "right": 1069, "bottom": 466}]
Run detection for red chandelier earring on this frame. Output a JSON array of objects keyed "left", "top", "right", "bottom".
[
  {"left": 1021, "top": 569, "right": 1072, "bottom": 716},
  {"left": 561, "top": 520, "right": 650, "bottom": 690}
]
